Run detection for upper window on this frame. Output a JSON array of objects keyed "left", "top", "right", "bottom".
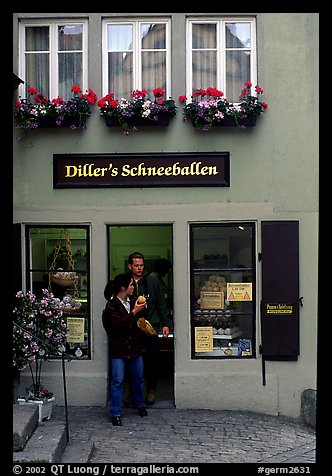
[
  {"left": 102, "top": 19, "right": 171, "bottom": 98},
  {"left": 187, "top": 18, "right": 257, "bottom": 103},
  {"left": 18, "top": 20, "right": 88, "bottom": 100}
]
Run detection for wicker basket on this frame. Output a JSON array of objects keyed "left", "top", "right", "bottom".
[
  {"left": 61, "top": 306, "right": 81, "bottom": 314},
  {"left": 51, "top": 275, "right": 78, "bottom": 287}
]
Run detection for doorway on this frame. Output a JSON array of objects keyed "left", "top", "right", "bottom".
[{"left": 107, "top": 224, "right": 174, "bottom": 406}]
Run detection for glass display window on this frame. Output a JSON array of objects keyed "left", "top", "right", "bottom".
[
  {"left": 25, "top": 225, "right": 90, "bottom": 359},
  {"left": 190, "top": 222, "right": 256, "bottom": 359}
]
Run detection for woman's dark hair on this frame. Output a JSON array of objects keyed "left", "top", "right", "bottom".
[{"left": 104, "top": 273, "right": 132, "bottom": 300}]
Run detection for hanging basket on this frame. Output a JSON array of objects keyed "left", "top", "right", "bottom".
[
  {"left": 48, "top": 229, "right": 79, "bottom": 296},
  {"left": 51, "top": 271, "right": 78, "bottom": 287}
]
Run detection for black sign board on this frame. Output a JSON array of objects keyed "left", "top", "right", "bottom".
[{"left": 53, "top": 152, "right": 230, "bottom": 188}]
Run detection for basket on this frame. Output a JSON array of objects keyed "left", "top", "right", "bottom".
[
  {"left": 61, "top": 306, "right": 81, "bottom": 314},
  {"left": 51, "top": 275, "right": 77, "bottom": 287}
]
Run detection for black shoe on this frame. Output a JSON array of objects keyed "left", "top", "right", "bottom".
[
  {"left": 111, "top": 416, "right": 122, "bottom": 426},
  {"left": 137, "top": 406, "right": 148, "bottom": 417}
]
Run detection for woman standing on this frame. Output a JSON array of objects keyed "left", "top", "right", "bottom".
[{"left": 103, "top": 273, "right": 148, "bottom": 426}]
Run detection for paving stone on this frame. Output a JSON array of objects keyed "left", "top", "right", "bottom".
[{"left": 47, "top": 405, "right": 316, "bottom": 464}]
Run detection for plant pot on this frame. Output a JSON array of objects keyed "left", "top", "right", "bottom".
[
  {"left": 17, "top": 396, "right": 55, "bottom": 423},
  {"left": 191, "top": 114, "right": 257, "bottom": 129},
  {"left": 104, "top": 111, "right": 172, "bottom": 128},
  {"left": 38, "top": 115, "right": 88, "bottom": 128},
  {"left": 215, "top": 114, "right": 257, "bottom": 127}
]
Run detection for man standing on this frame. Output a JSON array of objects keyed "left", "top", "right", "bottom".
[{"left": 128, "top": 252, "right": 172, "bottom": 404}]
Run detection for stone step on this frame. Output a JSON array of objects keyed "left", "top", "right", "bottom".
[
  {"left": 60, "top": 440, "right": 95, "bottom": 463},
  {"left": 13, "top": 404, "right": 39, "bottom": 451},
  {"left": 13, "top": 420, "right": 68, "bottom": 463}
]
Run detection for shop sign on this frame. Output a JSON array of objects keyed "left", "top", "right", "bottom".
[
  {"left": 53, "top": 152, "right": 230, "bottom": 188},
  {"left": 194, "top": 326, "right": 213, "bottom": 352},
  {"left": 66, "top": 317, "right": 85, "bottom": 342},
  {"left": 200, "top": 291, "right": 224, "bottom": 310},
  {"left": 264, "top": 303, "right": 294, "bottom": 316}
]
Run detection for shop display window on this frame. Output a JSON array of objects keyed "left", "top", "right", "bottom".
[
  {"left": 25, "top": 225, "right": 90, "bottom": 359},
  {"left": 190, "top": 223, "right": 256, "bottom": 359}
]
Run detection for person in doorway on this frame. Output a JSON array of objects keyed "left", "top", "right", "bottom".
[
  {"left": 149, "top": 258, "right": 173, "bottom": 317},
  {"left": 127, "top": 252, "right": 172, "bottom": 405},
  {"left": 102, "top": 273, "right": 148, "bottom": 426}
]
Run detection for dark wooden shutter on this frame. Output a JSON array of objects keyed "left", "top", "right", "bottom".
[{"left": 261, "top": 221, "right": 300, "bottom": 360}]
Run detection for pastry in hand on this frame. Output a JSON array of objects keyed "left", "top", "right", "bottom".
[{"left": 137, "top": 295, "right": 146, "bottom": 304}]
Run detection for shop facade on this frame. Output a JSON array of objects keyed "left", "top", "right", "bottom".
[{"left": 12, "top": 12, "right": 319, "bottom": 419}]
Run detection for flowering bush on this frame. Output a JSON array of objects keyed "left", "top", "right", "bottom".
[
  {"left": 14, "top": 85, "right": 98, "bottom": 135},
  {"left": 98, "top": 87, "right": 176, "bottom": 135},
  {"left": 13, "top": 289, "right": 68, "bottom": 401},
  {"left": 179, "top": 82, "right": 268, "bottom": 132}
]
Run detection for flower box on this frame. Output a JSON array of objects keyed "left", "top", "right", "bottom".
[
  {"left": 98, "top": 88, "right": 176, "bottom": 134},
  {"left": 191, "top": 114, "right": 257, "bottom": 129},
  {"left": 179, "top": 83, "right": 267, "bottom": 132},
  {"left": 217, "top": 114, "right": 257, "bottom": 127},
  {"left": 104, "top": 111, "right": 172, "bottom": 128},
  {"left": 37, "top": 115, "right": 87, "bottom": 129},
  {"left": 17, "top": 397, "right": 55, "bottom": 423}
]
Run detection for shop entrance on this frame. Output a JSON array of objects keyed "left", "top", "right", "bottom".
[{"left": 107, "top": 224, "right": 174, "bottom": 406}]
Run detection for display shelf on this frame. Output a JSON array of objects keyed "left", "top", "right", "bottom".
[{"left": 212, "top": 330, "right": 242, "bottom": 339}]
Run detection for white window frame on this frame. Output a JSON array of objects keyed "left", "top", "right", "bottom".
[
  {"left": 102, "top": 18, "right": 172, "bottom": 97},
  {"left": 186, "top": 17, "right": 257, "bottom": 102},
  {"left": 18, "top": 19, "right": 88, "bottom": 99}
]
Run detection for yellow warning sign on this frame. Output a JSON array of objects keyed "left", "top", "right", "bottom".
[{"left": 227, "top": 283, "right": 252, "bottom": 301}]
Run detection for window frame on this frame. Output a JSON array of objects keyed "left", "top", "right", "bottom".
[
  {"left": 18, "top": 19, "right": 89, "bottom": 100},
  {"left": 24, "top": 224, "right": 91, "bottom": 360},
  {"left": 102, "top": 18, "right": 172, "bottom": 98},
  {"left": 186, "top": 17, "right": 257, "bottom": 102},
  {"left": 189, "top": 221, "right": 257, "bottom": 360}
]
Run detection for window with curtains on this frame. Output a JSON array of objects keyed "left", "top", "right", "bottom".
[
  {"left": 18, "top": 20, "right": 88, "bottom": 100},
  {"left": 187, "top": 18, "right": 257, "bottom": 103},
  {"left": 102, "top": 19, "right": 171, "bottom": 98}
]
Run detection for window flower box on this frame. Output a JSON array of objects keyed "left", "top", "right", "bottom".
[
  {"left": 179, "top": 83, "right": 268, "bottom": 132},
  {"left": 104, "top": 111, "right": 172, "bottom": 128},
  {"left": 14, "top": 85, "right": 98, "bottom": 137},
  {"left": 98, "top": 88, "right": 176, "bottom": 135}
]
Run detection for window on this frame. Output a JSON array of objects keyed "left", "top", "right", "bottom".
[
  {"left": 103, "top": 19, "right": 171, "bottom": 98},
  {"left": 25, "top": 225, "right": 90, "bottom": 359},
  {"left": 190, "top": 223, "right": 256, "bottom": 359},
  {"left": 19, "top": 20, "right": 88, "bottom": 100},
  {"left": 187, "top": 18, "right": 257, "bottom": 103}
]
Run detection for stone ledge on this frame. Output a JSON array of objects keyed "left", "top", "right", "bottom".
[
  {"left": 301, "top": 388, "right": 316, "bottom": 429},
  {"left": 13, "top": 404, "right": 39, "bottom": 451},
  {"left": 13, "top": 421, "right": 67, "bottom": 463}
]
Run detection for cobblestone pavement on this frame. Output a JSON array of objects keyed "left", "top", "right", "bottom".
[{"left": 53, "top": 405, "right": 316, "bottom": 465}]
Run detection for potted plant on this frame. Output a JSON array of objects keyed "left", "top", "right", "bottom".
[
  {"left": 179, "top": 82, "right": 268, "bottom": 132},
  {"left": 13, "top": 289, "right": 68, "bottom": 421},
  {"left": 14, "top": 85, "right": 98, "bottom": 138},
  {"left": 98, "top": 87, "right": 177, "bottom": 135}
]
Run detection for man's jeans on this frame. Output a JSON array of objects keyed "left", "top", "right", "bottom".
[{"left": 110, "top": 356, "right": 144, "bottom": 416}]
